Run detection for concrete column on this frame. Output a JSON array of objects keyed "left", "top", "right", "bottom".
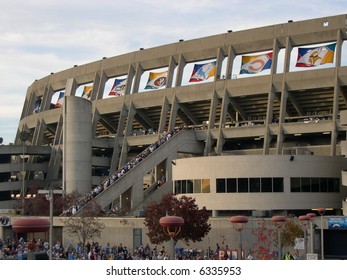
[
  {"left": 212, "top": 210, "right": 218, "bottom": 217},
  {"left": 63, "top": 96, "right": 92, "bottom": 195},
  {"left": 330, "top": 30, "right": 343, "bottom": 156}
]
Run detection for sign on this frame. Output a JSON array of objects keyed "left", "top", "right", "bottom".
[
  {"left": 294, "top": 237, "right": 305, "bottom": 250},
  {"left": 0, "top": 216, "right": 11, "bottom": 226},
  {"left": 328, "top": 217, "right": 347, "bottom": 229}
]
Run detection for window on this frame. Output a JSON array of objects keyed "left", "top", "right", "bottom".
[
  {"left": 250, "top": 178, "right": 260, "bottom": 192},
  {"left": 181, "top": 180, "right": 187, "bottom": 194},
  {"left": 216, "top": 179, "right": 226, "bottom": 193},
  {"left": 174, "top": 181, "right": 182, "bottom": 194},
  {"left": 238, "top": 178, "right": 248, "bottom": 193},
  {"left": 227, "top": 178, "right": 237, "bottom": 192},
  {"left": 261, "top": 178, "right": 272, "bottom": 192},
  {"left": 273, "top": 178, "right": 284, "bottom": 192},
  {"left": 187, "top": 180, "right": 193, "bottom": 193},
  {"left": 327, "top": 178, "right": 335, "bottom": 192},
  {"left": 291, "top": 178, "right": 301, "bottom": 192},
  {"left": 311, "top": 178, "right": 320, "bottom": 192},
  {"left": 301, "top": 178, "right": 311, "bottom": 192},
  {"left": 333, "top": 178, "right": 340, "bottom": 192},
  {"left": 320, "top": 178, "right": 328, "bottom": 192},
  {"left": 290, "top": 177, "right": 339, "bottom": 193},
  {"left": 174, "top": 179, "right": 210, "bottom": 194},
  {"left": 194, "top": 179, "right": 201, "bottom": 193},
  {"left": 202, "top": 179, "right": 210, "bottom": 193}
]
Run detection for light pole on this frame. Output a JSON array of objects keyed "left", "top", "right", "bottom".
[
  {"left": 11, "top": 193, "right": 36, "bottom": 215},
  {"left": 38, "top": 189, "right": 63, "bottom": 260},
  {"left": 19, "top": 130, "right": 30, "bottom": 215},
  {"left": 299, "top": 215, "right": 310, "bottom": 259},
  {"left": 230, "top": 215, "right": 248, "bottom": 260},
  {"left": 317, "top": 208, "right": 325, "bottom": 260},
  {"left": 271, "top": 215, "right": 286, "bottom": 260},
  {"left": 159, "top": 215, "right": 184, "bottom": 260},
  {"left": 306, "top": 213, "right": 316, "bottom": 254}
]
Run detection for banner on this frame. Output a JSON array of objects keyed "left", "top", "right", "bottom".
[
  {"left": 109, "top": 78, "right": 127, "bottom": 96},
  {"left": 240, "top": 52, "right": 272, "bottom": 74},
  {"left": 145, "top": 71, "right": 167, "bottom": 89},
  {"left": 295, "top": 43, "right": 336, "bottom": 67},
  {"left": 189, "top": 61, "right": 216, "bottom": 82}
]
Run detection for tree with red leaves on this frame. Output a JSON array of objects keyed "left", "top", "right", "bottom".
[
  {"left": 144, "top": 193, "right": 211, "bottom": 245},
  {"left": 252, "top": 218, "right": 275, "bottom": 260}
]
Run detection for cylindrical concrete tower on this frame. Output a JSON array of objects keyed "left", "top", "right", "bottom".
[{"left": 63, "top": 96, "right": 92, "bottom": 195}]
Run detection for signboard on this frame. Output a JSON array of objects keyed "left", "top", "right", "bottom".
[
  {"left": 328, "top": 217, "right": 347, "bottom": 229},
  {"left": 0, "top": 216, "right": 11, "bottom": 226},
  {"left": 294, "top": 237, "right": 304, "bottom": 250}
]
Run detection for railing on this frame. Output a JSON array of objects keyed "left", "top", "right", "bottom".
[{"left": 62, "top": 127, "right": 182, "bottom": 216}]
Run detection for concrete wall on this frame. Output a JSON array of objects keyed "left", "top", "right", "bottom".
[{"left": 173, "top": 155, "right": 347, "bottom": 211}]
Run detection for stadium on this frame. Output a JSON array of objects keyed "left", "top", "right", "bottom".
[{"left": 1, "top": 14, "right": 347, "bottom": 258}]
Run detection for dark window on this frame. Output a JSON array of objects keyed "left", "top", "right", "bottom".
[
  {"left": 327, "top": 178, "right": 335, "bottom": 192},
  {"left": 273, "top": 178, "right": 284, "bottom": 192},
  {"left": 238, "top": 178, "right": 248, "bottom": 193},
  {"left": 187, "top": 180, "right": 193, "bottom": 193},
  {"left": 181, "top": 180, "right": 187, "bottom": 194},
  {"left": 216, "top": 179, "right": 226, "bottom": 193},
  {"left": 311, "top": 178, "right": 320, "bottom": 192},
  {"left": 301, "top": 178, "right": 311, "bottom": 192},
  {"left": 0, "top": 191, "right": 11, "bottom": 201},
  {"left": 250, "top": 178, "right": 260, "bottom": 192},
  {"left": 333, "top": 178, "right": 340, "bottom": 192},
  {"left": 291, "top": 178, "right": 301, "bottom": 192},
  {"left": 320, "top": 178, "right": 328, "bottom": 192},
  {"left": 227, "top": 178, "right": 237, "bottom": 193},
  {"left": 261, "top": 178, "right": 272, "bottom": 192},
  {"left": 174, "top": 181, "right": 181, "bottom": 194}
]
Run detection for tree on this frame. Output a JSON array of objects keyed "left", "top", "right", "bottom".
[
  {"left": 19, "top": 189, "right": 89, "bottom": 217},
  {"left": 281, "top": 219, "right": 304, "bottom": 249},
  {"left": 63, "top": 201, "right": 105, "bottom": 252},
  {"left": 144, "top": 193, "right": 211, "bottom": 245},
  {"left": 252, "top": 218, "right": 275, "bottom": 260}
]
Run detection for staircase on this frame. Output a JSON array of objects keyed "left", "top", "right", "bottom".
[{"left": 69, "top": 128, "right": 203, "bottom": 216}]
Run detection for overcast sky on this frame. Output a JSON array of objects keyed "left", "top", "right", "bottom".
[{"left": 1, "top": 0, "right": 346, "bottom": 144}]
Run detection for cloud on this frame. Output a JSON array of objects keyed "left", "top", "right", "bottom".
[{"left": 1, "top": 0, "right": 347, "bottom": 144}]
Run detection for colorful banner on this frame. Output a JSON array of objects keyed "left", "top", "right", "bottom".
[
  {"left": 240, "top": 52, "right": 272, "bottom": 74},
  {"left": 295, "top": 43, "right": 336, "bottom": 67},
  {"left": 55, "top": 92, "right": 65, "bottom": 108},
  {"left": 109, "top": 78, "right": 127, "bottom": 96},
  {"left": 189, "top": 61, "right": 216, "bottom": 82},
  {"left": 81, "top": 85, "right": 93, "bottom": 100},
  {"left": 145, "top": 71, "right": 167, "bottom": 89}
]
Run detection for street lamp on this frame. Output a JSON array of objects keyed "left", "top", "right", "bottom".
[
  {"left": 11, "top": 193, "right": 36, "bottom": 215},
  {"left": 271, "top": 215, "right": 286, "bottom": 260},
  {"left": 19, "top": 130, "right": 30, "bottom": 215},
  {"left": 38, "top": 189, "right": 63, "bottom": 260},
  {"left": 306, "top": 213, "right": 316, "bottom": 254},
  {"left": 317, "top": 208, "right": 325, "bottom": 260},
  {"left": 230, "top": 215, "right": 248, "bottom": 260},
  {"left": 159, "top": 215, "right": 184, "bottom": 260},
  {"left": 299, "top": 215, "right": 310, "bottom": 259}
]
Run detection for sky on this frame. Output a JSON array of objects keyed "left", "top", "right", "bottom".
[{"left": 0, "top": 0, "right": 347, "bottom": 144}]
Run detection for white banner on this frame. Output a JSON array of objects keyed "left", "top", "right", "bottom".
[{"left": 0, "top": 260, "right": 346, "bottom": 279}]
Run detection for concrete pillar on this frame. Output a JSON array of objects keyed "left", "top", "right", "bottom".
[{"left": 63, "top": 96, "right": 92, "bottom": 195}]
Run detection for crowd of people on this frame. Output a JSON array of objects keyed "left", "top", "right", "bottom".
[
  {"left": 63, "top": 127, "right": 182, "bottom": 216},
  {"left": 0, "top": 237, "right": 219, "bottom": 260}
]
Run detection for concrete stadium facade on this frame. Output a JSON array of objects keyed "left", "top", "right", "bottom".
[{"left": 1, "top": 14, "right": 347, "bottom": 219}]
